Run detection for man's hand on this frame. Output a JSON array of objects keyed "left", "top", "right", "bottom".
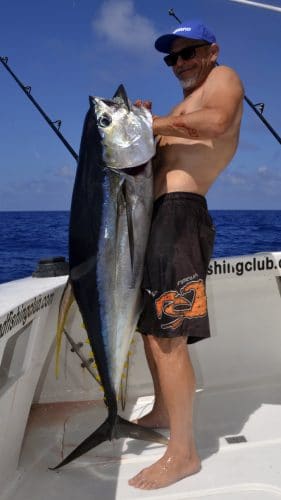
[{"left": 134, "top": 99, "right": 152, "bottom": 112}]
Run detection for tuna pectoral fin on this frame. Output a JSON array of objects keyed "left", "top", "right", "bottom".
[
  {"left": 126, "top": 204, "right": 134, "bottom": 270},
  {"left": 50, "top": 415, "right": 168, "bottom": 471},
  {"left": 120, "top": 180, "right": 134, "bottom": 270}
]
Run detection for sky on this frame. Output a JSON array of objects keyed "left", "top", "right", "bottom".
[{"left": 0, "top": 0, "right": 280, "bottom": 211}]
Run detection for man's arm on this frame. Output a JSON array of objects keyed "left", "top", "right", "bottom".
[{"left": 153, "top": 66, "right": 244, "bottom": 140}]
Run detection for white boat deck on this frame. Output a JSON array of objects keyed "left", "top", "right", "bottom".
[{"left": 4, "top": 382, "right": 281, "bottom": 500}]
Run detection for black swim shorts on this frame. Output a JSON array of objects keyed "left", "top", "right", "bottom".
[{"left": 138, "top": 192, "right": 215, "bottom": 344}]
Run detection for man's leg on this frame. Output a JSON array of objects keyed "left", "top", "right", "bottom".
[
  {"left": 129, "top": 335, "right": 201, "bottom": 489},
  {"left": 133, "top": 334, "right": 169, "bottom": 428}
]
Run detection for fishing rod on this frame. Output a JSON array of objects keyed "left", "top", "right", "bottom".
[
  {"left": 168, "top": 8, "right": 281, "bottom": 145},
  {"left": 0, "top": 56, "right": 79, "bottom": 161}
]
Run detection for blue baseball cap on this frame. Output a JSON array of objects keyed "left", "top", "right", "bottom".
[{"left": 155, "top": 20, "right": 216, "bottom": 53}]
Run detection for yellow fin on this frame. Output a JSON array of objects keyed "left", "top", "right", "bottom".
[
  {"left": 119, "top": 335, "right": 136, "bottom": 410},
  {"left": 55, "top": 279, "right": 75, "bottom": 378}
]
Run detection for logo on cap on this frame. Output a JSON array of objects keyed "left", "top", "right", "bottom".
[{"left": 173, "top": 27, "right": 192, "bottom": 33}]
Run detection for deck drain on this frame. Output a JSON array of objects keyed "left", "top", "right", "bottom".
[{"left": 225, "top": 435, "right": 247, "bottom": 444}]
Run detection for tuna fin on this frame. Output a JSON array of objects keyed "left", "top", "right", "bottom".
[
  {"left": 122, "top": 181, "right": 134, "bottom": 270},
  {"left": 117, "top": 180, "right": 134, "bottom": 270},
  {"left": 127, "top": 205, "right": 134, "bottom": 271},
  {"left": 49, "top": 416, "right": 113, "bottom": 470},
  {"left": 63, "top": 329, "right": 104, "bottom": 388},
  {"left": 50, "top": 415, "right": 168, "bottom": 470},
  {"left": 55, "top": 280, "right": 75, "bottom": 378},
  {"left": 115, "top": 416, "right": 168, "bottom": 445},
  {"left": 119, "top": 337, "right": 136, "bottom": 410},
  {"left": 113, "top": 84, "right": 131, "bottom": 111},
  {"left": 119, "top": 356, "right": 129, "bottom": 411}
]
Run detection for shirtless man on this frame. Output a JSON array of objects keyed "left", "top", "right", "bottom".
[{"left": 129, "top": 20, "right": 244, "bottom": 490}]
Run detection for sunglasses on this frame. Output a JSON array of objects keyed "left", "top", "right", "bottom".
[{"left": 164, "top": 43, "right": 210, "bottom": 67}]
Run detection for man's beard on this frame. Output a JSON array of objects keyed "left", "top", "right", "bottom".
[{"left": 179, "top": 76, "right": 198, "bottom": 90}]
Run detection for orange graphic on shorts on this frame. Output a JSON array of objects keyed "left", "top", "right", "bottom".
[{"left": 155, "top": 279, "right": 207, "bottom": 330}]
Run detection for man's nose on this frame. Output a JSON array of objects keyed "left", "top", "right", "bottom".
[{"left": 174, "top": 55, "right": 185, "bottom": 67}]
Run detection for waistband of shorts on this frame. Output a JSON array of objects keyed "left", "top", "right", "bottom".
[{"left": 154, "top": 192, "right": 207, "bottom": 210}]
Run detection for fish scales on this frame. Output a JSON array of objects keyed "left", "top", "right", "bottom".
[{"left": 51, "top": 85, "right": 168, "bottom": 470}]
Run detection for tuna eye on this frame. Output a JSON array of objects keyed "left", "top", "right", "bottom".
[{"left": 98, "top": 113, "right": 112, "bottom": 128}]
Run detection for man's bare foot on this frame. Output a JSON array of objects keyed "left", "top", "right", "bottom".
[
  {"left": 133, "top": 408, "right": 169, "bottom": 429},
  {"left": 128, "top": 449, "right": 201, "bottom": 489}
]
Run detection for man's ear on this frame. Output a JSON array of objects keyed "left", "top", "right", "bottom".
[{"left": 209, "top": 43, "right": 219, "bottom": 63}]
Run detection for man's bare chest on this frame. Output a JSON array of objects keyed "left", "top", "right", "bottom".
[{"left": 171, "top": 91, "right": 203, "bottom": 117}]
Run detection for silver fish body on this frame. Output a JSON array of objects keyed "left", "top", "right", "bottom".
[
  {"left": 96, "top": 165, "right": 153, "bottom": 396},
  {"left": 51, "top": 85, "right": 167, "bottom": 470}
]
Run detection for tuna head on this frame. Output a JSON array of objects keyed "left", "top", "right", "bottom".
[{"left": 89, "top": 84, "right": 155, "bottom": 170}]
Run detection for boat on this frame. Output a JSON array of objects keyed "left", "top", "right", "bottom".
[
  {"left": 1, "top": 1, "right": 281, "bottom": 495},
  {"left": 1, "top": 250, "right": 281, "bottom": 499}
]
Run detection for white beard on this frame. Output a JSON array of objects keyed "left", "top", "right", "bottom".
[{"left": 179, "top": 76, "right": 197, "bottom": 90}]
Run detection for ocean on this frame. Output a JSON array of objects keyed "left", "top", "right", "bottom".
[{"left": 0, "top": 210, "right": 280, "bottom": 285}]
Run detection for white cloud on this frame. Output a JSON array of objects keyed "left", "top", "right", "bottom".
[
  {"left": 219, "top": 164, "right": 281, "bottom": 196},
  {"left": 225, "top": 172, "right": 247, "bottom": 185},
  {"left": 56, "top": 165, "right": 75, "bottom": 179},
  {"left": 92, "top": 0, "right": 159, "bottom": 52},
  {"left": 208, "top": 163, "right": 281, "bottom": 208},
  {"left": 257, "top": 165, "right": 268, "bottom": 176},
  {"left": 0, "top": 175, "right": 73, "bottom": 211}
]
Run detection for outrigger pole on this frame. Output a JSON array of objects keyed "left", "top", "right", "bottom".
[
  {"left": 168, "top": 8, "right": 281, "bottom": 145},
  {"left": 0, "top": 56, "right": 79, "bottom": 161}
]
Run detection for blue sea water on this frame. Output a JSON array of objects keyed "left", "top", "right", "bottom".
[{"left": 0, "top": 210, "right": 280, "bottom": 284}]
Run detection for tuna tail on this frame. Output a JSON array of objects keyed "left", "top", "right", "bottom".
[
  {"left": 50, "top": 415, "right": 114, "bottom": 470},
  {"left": 50, "top": 415, "right": 168, "bottom": 470}
]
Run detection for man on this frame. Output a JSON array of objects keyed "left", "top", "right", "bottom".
[{"left": 129, "top": 20, "right": 244, "bottom": 490}]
